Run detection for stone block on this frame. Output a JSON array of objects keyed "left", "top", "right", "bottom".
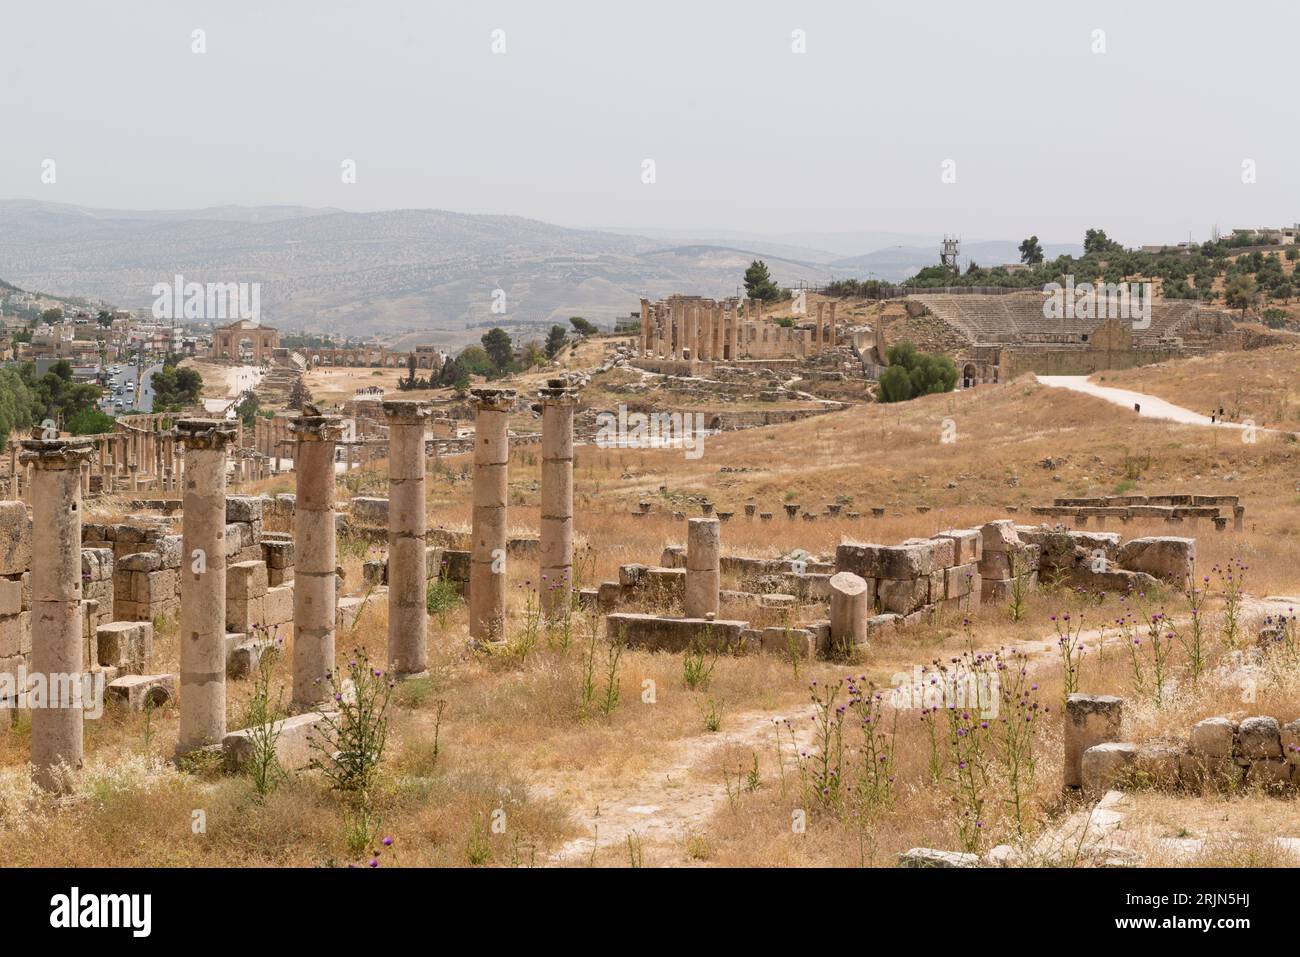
[
  {"left": 118, "top": 551, "right": 160, "bottom": 573},
  {"left": 0, "top": 579, "right": 21, "bottom": 618},
  {"left": 227, "top": 561, "right": 269, "bottom": 601},
  {"left": 759, "top": 626, "right": 816, "bottom": 659},
  {"left": 1189, "top": 717, "right": 1237, "bottom": 759},
  {"left": 226, "top": 495, "right": 264, "bottom": 524},
  {"left": 133, "top": 569, "right": 177, "bottom": 605},
  {"left": 227, "top": 595, "right": 266, "bottom": 634},
  {"left": 1134, "top": 743, "right": 1183, "bottom": 788},
  {"left": 0, "top": 502, "right": 30, "bottom": 577},
  {"left": 106, "top": 674, "right": 175, "bottom": 711},
  {"left": 349, "top": 496, "right": 389, "bottom": 525},
  {"left": 158, "top": 535, "right": 183, "bottom": 569},
  {"left": 877, "top": 577, "right": 930, "bottom": 615},
  {"left": 1115, "top": 536, "right": 1196, "bottom": 583},
  {"left": 979, "top": 519, "right": 1020, "bottom": 554},
  {"left": 936, "top": 528, "right": 982, "bottom": 565},
  {"left": 226, "top": 637, "right": 280, "bottom": 678},
  {"left": 362, "top": 559, "right": 387, "bottom": 586},
  {"left": 222, "top": 711, "right": 332, "bottom": 772},
  {"left": 910, "top": 537, "right": 955, "bottom": 568},
  {"left": 619, "top": 563, "right": 648, "bottom": 588},
  {"left": 0, "top": 612, "right": 21, "bottom": 658},
  {"left": 264, "top": 584, "right": 294, "bottom": 626},
  {"left": 1237, "top": 716, "right": 1282, "bottom": 760},
  {"left": 1064, "top": 693, "right": 1124, "bottom": 788},
  {"left": 261, "top": 538, "right": 294, "bottom": 569},
  {"left": 944, "top": 563, "right": 977, "bottom": 599},
  {"left": 1081, "top": 742, "right": 1137, "bottom": 797},
  {"left": 604, "top": 613, "right": 749, "bottom": 653},
  {"left": 97, "top": 621, "right": 154, "bottom": 673},
  {"left": 80, "top": 547, "right": 114, "bottom": 583},
  {"left": 1246, "top": 759, "right": 1293, "bottom": 789},
  {"left": 1282, "top": 719, "right": 1300, "bottom": 766},
  {"left": 898, "top": 848, "right": 978, "bottom": 868}
]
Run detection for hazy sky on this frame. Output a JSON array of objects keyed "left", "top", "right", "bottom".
[{"left": 2, "top": 0, "right": 1296, "bottom": 246}]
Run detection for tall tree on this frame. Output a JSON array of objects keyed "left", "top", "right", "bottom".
[
  {"left": 1083, "top": 228, "right": 1122, "bottom": 256},
  {"left": 1224, "top": 274, "right": 1258, "bottom": 316},
  {"left": 744, "top": 260, "right": 781, "bottom": 301},
  {"left": 545, "top": 324, "right": 567, "bottom": 359},
  {"left": 1018, "top": 236, "right": 1044, "bottom": 265},
  {"left": 481, "top": 328, "right": 514, "bottom": 373}
]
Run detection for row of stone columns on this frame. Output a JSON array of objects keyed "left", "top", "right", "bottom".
[
  {"left": 638, "top": 296, "right": 838, "bottom": 362},
  {"left": 26, "top": 378, "right": 586, "bottom": 787},
  {"left": 643, "top": 299, "right": 739, "bottom": 362}
]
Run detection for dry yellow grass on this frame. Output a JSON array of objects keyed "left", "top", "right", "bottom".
[{"left": 3, "top": 346, "right": 1298, "bottom": 867}]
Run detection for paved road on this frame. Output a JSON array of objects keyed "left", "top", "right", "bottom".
[
  {"left": 1036, "top": 375, "right": 1300, "bottom": 439},
  {"left": 1037, "top": 376, "right": 1242, "bottom": 429},
  {"left": 99, "top": 360, "right": 162, "bottom": 414}
]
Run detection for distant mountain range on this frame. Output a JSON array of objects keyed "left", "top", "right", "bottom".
[{"left": 0, "top": 200, "right": 1078, "bottom": 347}]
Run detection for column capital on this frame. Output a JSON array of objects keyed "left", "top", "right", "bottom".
[
  {"left": 470, "top": 387, "right": 517, "bottom": 412},
  {"left": 382, "top": 399, "right": 432, "bottom": 423},
  {"left": 538, "top": 377, "right": 584, "bottom": 405},
  {"left": 19, "top": 437, "right": 96, "bottom": 471},
  {"left": 174, "top": 418, "right": 238, "bottom": 451},
  {"left": 292, "top": 414, "right": 346, "bottom": 442}
]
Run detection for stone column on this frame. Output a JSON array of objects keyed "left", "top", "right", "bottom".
[
  {"left": 469, "top": 388, "right": 514, "bottom": 644},
  {"left": 640, "top": 298, "right": 651, "bottom": 356},
  {"left": 814, "top": 302, "right": 824, "bottom": 352},
  {"left": 292, "top": 415, "right": 344, "bottom": 709},
  {"left": 8, "top": 446, "right": 17, "bottom": 498},
  {"left": 175, "top": 419, "right": 236, "bottom": 754},
  {"left": 684, "top": 517, "right": 720, "bottom": 619},
  {"left": 699, "top": 305, "right": 712, "bottom": 361},
  {"left": 383, "top": 400, "right": 431, "bottom": 678},
  {"left": 1064, "top": 693, "right": 1124, "bottom": 788},
  {"left": 539, "top": 380, "right": 580, "bottom": 618},
  {"left": 829, "top": 572, "right": 870, "bottom": 651},
  {"left": 23, "top": 437, "right": 94, "bottom": 792},
  {"left": 828, "top": 301, "right": 837, "bottom": 346}
]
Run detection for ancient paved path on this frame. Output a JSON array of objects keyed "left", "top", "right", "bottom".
[
  {"left": 535, "top": 706, "right": 817, "bottom": 865},
  {"left": 530, "top": 592, "right": 1297, "bottom": 865}
]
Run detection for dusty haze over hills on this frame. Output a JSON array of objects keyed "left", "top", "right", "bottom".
[{"left": 1, "top": 0, "right": 1296, "bottom": 342}]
